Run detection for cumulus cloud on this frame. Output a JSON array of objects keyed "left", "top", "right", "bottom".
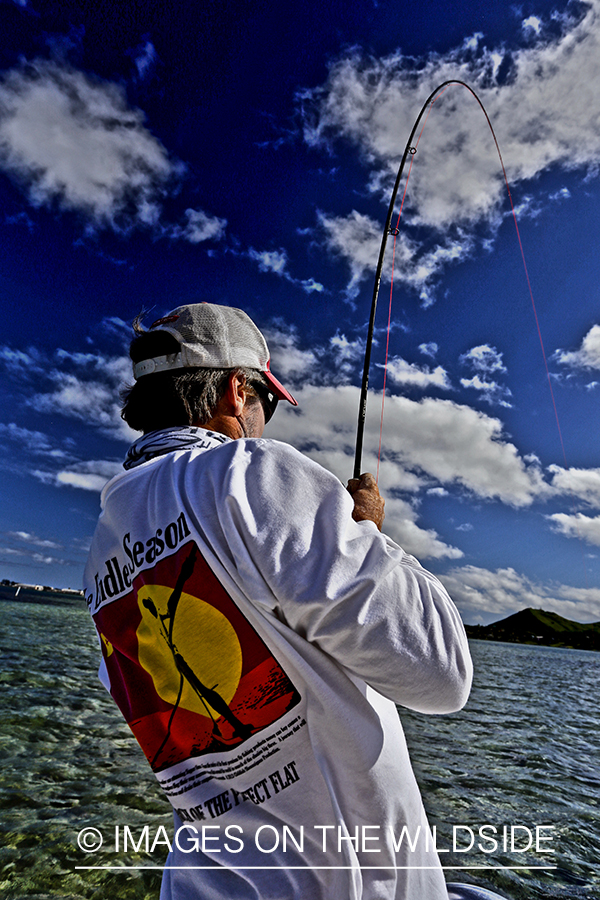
[
  {"left": 441, "top": 564, "right": 600, "bottom": 624},
  {"left": 300, "top": 2, "right": 600, "bottom": 296},
  {"left": 317, "top": 208, "right": 472, "bottom": 301},
  {"left": 0, "top": 527, "right": 80, "bottom": 569},
  {"left": 248, "top": 246, "right": 324, "bottom": 294},
  {"left": 547, "top": 511, "right": 600, "bottom": 546},
  {"left": 263, "top": 324, "right": 320, "bottom": 385},
  {"left": 554, "top": 323, "right": 600, "bottom": 370},
  {"left": 166, "top": 208, "right": 227, "bottom": 243},
  {"left": 427, "top": 486, "right": 448, "bottom": 497},
  {"left": 0, "top": 345, "right": 137, "bottom": 442},
  {"left": 0, "top": 59, "right": 225, "bottom": 241},
  {"left": 379, "top": 394, "right": 543, "bottom": 505},
  {"left": 460, "top": 344, "right": 507, "bottom": 374},
  {"left": 384, "top": 356, "right": 451, "bottom": 390},
  {"left": 459, "top": 344, "right": 512, "bottom": 406},
  {"left": 30, "top": 370, "right": 135, "bottom": 442},
  {"left": 459, "top": 374, "right": 512, "bottom": 407},
  {"left": 547, "top": 465, "right": 600, "bottom": 506},
  {"left": 522, "top": 16, "right": 542, "bottom": 37},
  {"left": 0, "top": 345, "right": 44, "bottom": 377},
  {"left": 0, "top": 421, "right": 69, "bottom": 457},
  {"left": 419, "top": 342, "right": 438, "bottom": 358},
  {"left": 33, "top": 459, "right": 123, "bottom": 492},
  {"left": 265, "top": 379, "right": 556, "bottom": 557},
  {"left": 262, "top": 330, "right": 577, "bottom": 511},
  {"left": 264, "top": 324, "right": 366, "bottom": 386}
]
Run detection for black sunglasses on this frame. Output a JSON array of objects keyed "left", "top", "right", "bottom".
[{"left": 250, "top": 379, "right": 279, "bottom": 424}]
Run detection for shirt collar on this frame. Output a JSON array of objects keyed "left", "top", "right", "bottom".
[{"left": 123, "top": 426, "right": 230, "bottom": 470}]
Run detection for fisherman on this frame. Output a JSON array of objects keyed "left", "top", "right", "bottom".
[{"left": 84, "top": 301, "right": 473, "bottom": 900}]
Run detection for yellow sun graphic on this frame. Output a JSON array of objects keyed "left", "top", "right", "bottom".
[{"left": 136, "top": 585, "right": 242, "bottom": 718}]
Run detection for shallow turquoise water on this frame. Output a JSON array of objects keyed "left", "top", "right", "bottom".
[
  {"left": 0, "top": 599, "right": 598, "bottom": 899},
  {"left": 402, "top": 640, "right": 600, "bottom": 899}
]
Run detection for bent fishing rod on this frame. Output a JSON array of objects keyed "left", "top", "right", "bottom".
[{"left": 353, "top": 79, "right": 510, "bottom": 480}]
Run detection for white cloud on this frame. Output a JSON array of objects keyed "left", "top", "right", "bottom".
[
  {"left": 0, "top": 60, "right": 225, "bottom": 242},
  {"left": 317, "top": 208, "right": 472, "bottom": 300},
  {"left": 0, "top": 61, "right": 171, "bottom": 227},
  {"left": 0, "top": 345, "right": 44, "bottom": 377},
  {"left": 249, "top": 247, "right": 288, "bottom": 275},
  {"left": 266, "top": 383, "right": 552, "bottom": 562},
  {"left": 265, "top": 384, "right": 461, "bottom": 558},
  {"left": 547, "top": 465, "right": 600, "bottom": 506},
  {"left": 301, "top": 2, "right": 600, "bottom": 294},
  {"left": 329, "top": 333, "right": 366, "bottom": 381},
  {"left": 427, "top": 486, "right": 448, "bottom": 497},
  {"left": 554, "top": 323, "right": 600, "bottom": 370},
  {"left": 547, "top": 511, "right": 600, "bottom": 547},
  {"left": 330, "top": 332, "right": 364, "bottom": 363},
  {"left": 441, "top": 564, "right": 600, "bottom": 624},
  {"left": 379, "top": 394, "right": 542, "bottom": 505},
  {"left": 0, "top": 421, "right": 68, "bottom": 456},
  {"left": 167, "top": 208, "right": 227, "bottom": 244},
  {"left": 248, "top": 247, "right": 324, "bottom": 294},
  {"left": 384, "top": 356, "right": 451, "bottom": 390},
  {"left": 419, "top": 342, "right": 438, "bottom": 358},
  {"left": 0, "top": 544, "right": 67, "bottom": 567},
  {"left": 263, "top": 324, "right": 320, "bottom": 385},
  {"left": 523, "top": 16, "right": 542, "bottom": 36},
  {"left": 33, "top": 459, "right": 123, "bottom": 493},
  {"left": 264, "top": 329, "right": 549, "bottom": 510},
  {"left": 459, "top": 374, "right": 512, "bottom": 408},
  {"left": 384, "top": 496, "right": 463, "bottom": 559},
  {"left": 6, "top": 530, "right": 62, "bottom": 550},
  {"left": 265, "top": 324, "right": 366, "bottom": 386},
  {"left": 549, "top": 187, "right": 571, "bottom": 201},
  {"left": 459, "top": 344, "right": 511, "bottom": 406},
  {"left": 317, "top": 209, "right": 396, "bottom": 298},
  {"left": 460, "top": 344, "right": 506, "bottom": 374},
  {"left": 24, "top": 348, "right": 136, "bottom": 442}
]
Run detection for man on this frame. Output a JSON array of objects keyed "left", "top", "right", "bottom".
[{"left": 84, "top": 302, "right": 473, "bottom": 900}]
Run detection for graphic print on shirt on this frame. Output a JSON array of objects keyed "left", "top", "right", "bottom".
[{"left": 93, "top": 540, "right": 301, "bottom": 772}]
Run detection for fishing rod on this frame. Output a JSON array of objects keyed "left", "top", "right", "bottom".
[{"left": 353, "top": 79, "right": 514, "bottom": 480}]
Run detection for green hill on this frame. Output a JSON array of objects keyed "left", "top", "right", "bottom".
[{"left": 465, "top": 607, "right": 600, "bottom": 651}]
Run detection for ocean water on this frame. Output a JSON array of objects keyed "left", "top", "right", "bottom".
[{"left": 0, "top": 598, "right": 598, "bottom": 899}]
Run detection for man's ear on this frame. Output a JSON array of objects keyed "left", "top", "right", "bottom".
[{"left": 224, "top": 371, "right": 247, "bottom": 417}]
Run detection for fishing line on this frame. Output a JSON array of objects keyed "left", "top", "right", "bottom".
[{"left": 358, "top": 79, "right": 588, "bottom": 582}]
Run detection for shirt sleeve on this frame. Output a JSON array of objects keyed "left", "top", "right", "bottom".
[{"left": 197, "top": 438, "right": 473, "bottom": 715}]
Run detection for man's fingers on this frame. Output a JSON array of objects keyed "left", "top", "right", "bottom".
[
  {"left": 346, "top": 473, "right": 385, "bottom": 531},
  {"left": 347, "top": 472, "right": 376, "bottom": 494}
]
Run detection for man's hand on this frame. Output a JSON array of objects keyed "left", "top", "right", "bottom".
[{"left": 347, "top": 472, "right": 385, "bottom": 531}]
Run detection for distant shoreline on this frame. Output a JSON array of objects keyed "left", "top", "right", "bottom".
[
  {"left": 465, "top": 607, "right": 600, "bottom": 652},
  {"left": 2, "top": 586, "right": 598, "bottom": 652},
  {"left": 0, "top": 584, "right": 84, "bottom": 608}
]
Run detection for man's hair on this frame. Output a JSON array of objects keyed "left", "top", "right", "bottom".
[{"left": 121, "top": 328, "right": 261, "bottom": 433}]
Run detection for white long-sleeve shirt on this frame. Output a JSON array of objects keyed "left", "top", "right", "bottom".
[{"left": 84, "top": 427, "right": 472, "bottom": 900}]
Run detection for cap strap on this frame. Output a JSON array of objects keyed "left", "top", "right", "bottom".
[{"left": 133, "top": 352, "right": 185, "bottom": 380}]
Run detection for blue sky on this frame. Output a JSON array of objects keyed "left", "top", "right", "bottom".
[{"left": 2, "top": 0, "right": 600, "bottom": 625}]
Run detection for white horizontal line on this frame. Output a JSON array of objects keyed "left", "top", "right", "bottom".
[{"left": 75, "top": 865, "right": 558, "bottom": 871}]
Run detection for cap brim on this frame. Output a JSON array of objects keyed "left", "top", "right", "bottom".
[{"left": 264, "top": 364, "right": 298, "bottom": 406}]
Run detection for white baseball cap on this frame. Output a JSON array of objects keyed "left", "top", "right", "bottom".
[{"left": 132, "top": 302, "right": 297, "bottom": 406}]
